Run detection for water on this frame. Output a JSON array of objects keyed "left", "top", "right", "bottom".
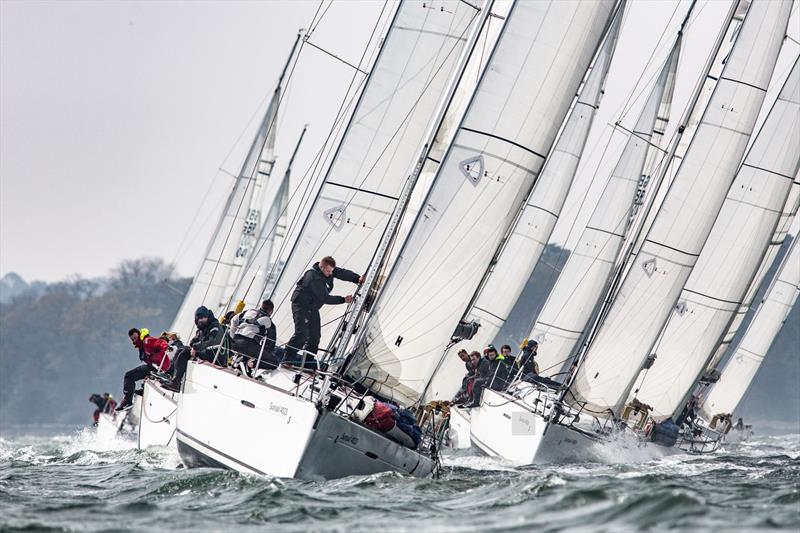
[{"left": 1, "top": 427, "right": 798, "bottom": 532}]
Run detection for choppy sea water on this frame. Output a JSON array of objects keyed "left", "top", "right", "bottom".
[{"left": 0, "top": 426, "right": 797, "bottom": 532}]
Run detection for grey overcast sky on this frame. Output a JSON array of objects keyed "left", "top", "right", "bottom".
[{"left": 1, "top": 0, "right": 798, "bottom": 282}]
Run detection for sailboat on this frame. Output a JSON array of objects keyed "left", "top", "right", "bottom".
[
  {"left": 135, "top": 32, "right": 303, "bottom": 450},
  {"left": 174, "top": 0, "right": 617, "bottom": 480},
  {"left": 620, "top": 54, "right": 800, "bottom": 453},
  {"left": 699, "top": 230, "right": 800, "bottom": 442},
  {"left": 539, "top": 0, "right": 792, "bottom": 461},
  {"left": 446, "top": 0, "right": 792, "bottom": 464}
]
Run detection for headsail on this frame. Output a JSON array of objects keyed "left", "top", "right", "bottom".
[
  {"left": 170, "top": 33, "right": 300, "bottom": 337},
  {"left": 706, "top": 172, "right": 800, "bottom": 371},
  {"left": 229, "top": 126, "right": 308, "bottom": 309},
  {"left": 530, "top": 31, "right": 682, "bottom": 376},
  {"left": 700, "top": 231, "right": 800, "bottom": 420},
  {"left": 348, "top": 0, "right": 617, "bottom": 407},
  {"left": 267, "top": 1, "right": 485, "bottom": 350},
  {"left": 569, "top": 0, "right": 792, "bottom": 415},
  {"left": 630, "top": 57, "right": 800, "bottom": 419},
  {"left": 423, "top": 1, "right": 626, "bottom": 401}
]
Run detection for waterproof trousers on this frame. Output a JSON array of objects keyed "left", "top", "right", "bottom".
[
  {"left": 123, "top": 364, "right": 152, "bottom": 403},
  {"left": 285, "top": 302, "right": 321, "bottom": 362}
]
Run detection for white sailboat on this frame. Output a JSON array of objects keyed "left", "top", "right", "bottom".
[
  {"left": 464, "top": 0, "right": 681, "bottom": 460},
  {"left": 623, "top": 55, "right": 800, "bottom": 452},
  {"left": 176, "top": 0, "right": 497, "bottom": 479},
  {"left": 451, "top": 0, "right": 791, "bottom": 464},
  {"left": 699, "top": 230, "right": 800, "bottom": 440}
]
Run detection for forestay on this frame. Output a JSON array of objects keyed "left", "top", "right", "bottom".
[
  {"left": 268, "top": 0, "right": 483, "bottom": 350},
  {"left": 701, "top": 232, "right": 800, "bottom": 420},
  {"left": 705, "top": 172, "right": 800, "bottom": 371},
  {"left": 229, "top": 129, "right": 304, "bottom": 310},
  {"left": 531, "top": 35, "right": 681, "bottom": 376},
  {"left": 170, "top": 51, "right": 288, "bottom": 338},
  {"left": 631, "top": 57, "right": 800, "bottom": 419},
  {"left": 349, "top": 0, "right": 616, "bottom": 406},
  {"left": 459, "top": 2, "right": 624, "bottom": 365},
  {"left": 569, "top": 0, "right": 792, "bottom": 415}
]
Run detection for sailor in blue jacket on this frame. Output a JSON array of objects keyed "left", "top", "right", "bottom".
[{"left": 285, "top": 256, "right": 362, "bottom": 364}]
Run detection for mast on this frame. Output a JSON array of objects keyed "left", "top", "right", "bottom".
[{"left": 169, "top": 30, "right": 302, "bottom": 337}]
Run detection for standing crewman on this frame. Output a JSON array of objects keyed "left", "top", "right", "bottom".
[
  {"left": 285, "top": 256, "right": 362, "bottom": 365},
  {"left": 117, "top": 328, "right": 170, "bottom": 410}
]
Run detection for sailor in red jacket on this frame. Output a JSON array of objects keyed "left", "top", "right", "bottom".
[{"left": 116, "top": 328, "right": 171, "bottom": 411}]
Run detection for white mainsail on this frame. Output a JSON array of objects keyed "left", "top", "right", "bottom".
[
  {"left": 422, "top": 2, "right": 626, "bottom": 401},
  {"left": 229, "top": 126, "right": 307, "bottom": 309},
  {"left": 706, "top": 172, "right": 800, "bottom": 370},
  {"left": 630, "top": 57, "right": 800, "bottom": 419},
  {"left": 461, "top": 3, "right": 624, "bottom": 360},
  {"left": 700, "top": 232, "right": 800, "bottom": 419},
  {"left": 267, "top": 1, "right": 485, "bottom": 350},
  {"left": 349, "top": 0, "right": 617, "bottom": 407},
  {"left": 530, "top": 34, "right": 682, "bottom": 376},
  {"left": 569, "top": 0, "right": 792, "bottom": 415},
  {"left": 170, "top": 35, "right": 299, "bottom": 337}
]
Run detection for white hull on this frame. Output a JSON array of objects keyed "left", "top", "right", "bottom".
[
  {"left": 138, "top": 379, "right": 178, "bottom": 449},
  {"left": 96, "top": 394, "right": 141, "bottom": 441},
  {"left": 469, "top": 387, "right": 552, "bottom": 464},
  {"left": 468, "top": 387, "right": 679, "bottom": 464},
  {"left": 448, "top": 406, "right": 472, "bottom": 449},
  {"left": 176, "top": 361, "right": 434, "bottom": 480}
]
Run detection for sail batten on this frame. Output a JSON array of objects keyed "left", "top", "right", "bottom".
[
  {"left": 569, "top": 0, "right": 792, "bottom": 415},
  {"left": 349, "top": 0, "right": 617, "bottom": 407}
]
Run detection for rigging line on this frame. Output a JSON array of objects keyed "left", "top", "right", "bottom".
[
  {"left": 304, "top": 39, "right": 371, "bottom": 75},
  {"left": 254, "top": 1, "right": 392, "bottom": 304},
  {"left": 267, "top": 5, "right": 484, "bottom": 314},
  {"left": 308, "top": 0, "right": 335, "bottom": 37}
]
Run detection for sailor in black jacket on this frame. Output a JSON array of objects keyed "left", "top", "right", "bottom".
[{"left": 286, "top": 256, "right": 362, "bottom": 363}]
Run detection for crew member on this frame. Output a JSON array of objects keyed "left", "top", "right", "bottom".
[
  {"left": 118, "top": 328, "right": 170, "bottom": 410},
  {"left": 89, "top": 393, "right": 116, "bottom": 425},
  {"left": 169, "top": 306, "right": 224, "bottom": 388},
  {"left": 285, "top": 256, "right": 362, "bottom": 365},
  {"left": 230, "top": 299, "right": 278, "bottom": 369}
]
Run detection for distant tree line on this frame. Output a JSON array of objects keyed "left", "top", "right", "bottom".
[{"left": 0, "top": 258, "right": 189, "bottom": 426}]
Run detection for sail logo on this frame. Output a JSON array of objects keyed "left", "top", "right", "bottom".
[
  {"left": 642, "top": 257, "right": 657, "bottom": 277},
  {"left": 324, "top": 205, "right": 347, "bottom": 231},
  {"left": 460, "top": 155, "right": 485, "bottom": 185}
]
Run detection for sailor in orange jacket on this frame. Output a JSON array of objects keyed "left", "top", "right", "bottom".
[{"left": 116, "top": 328, "right": 171, "bottom": 411}]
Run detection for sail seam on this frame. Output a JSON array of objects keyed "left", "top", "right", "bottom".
[
  {"left": 643, "top": 239, "right": 701, "bottom": 258},
  {"left": 718, "top": 76, "right": 767, "bottom": 93},
  {"left": 460, "top": 126, "right": 547, "bottom": 160},
  {"left": 326, "top": 181, "right": 400, "bottom": 201},
  {"left": 741, "top": 163, "right": 795, "bottom": 182},
  {"left": 472, "top": 305, "right": 506, "bottom": 322}
]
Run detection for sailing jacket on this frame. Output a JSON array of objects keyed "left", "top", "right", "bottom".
[
  {"left": 190, "top": 318, "right": 223, "bottom": 361},
  {"left": 135, "top": 335, "right": 171, "bottom": 371},
  {"left": 231, "top": 308, "right": 277, "bottom": 356},
  {"left": 291, "top": 263, "right": 360, "bottom": 310}
]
